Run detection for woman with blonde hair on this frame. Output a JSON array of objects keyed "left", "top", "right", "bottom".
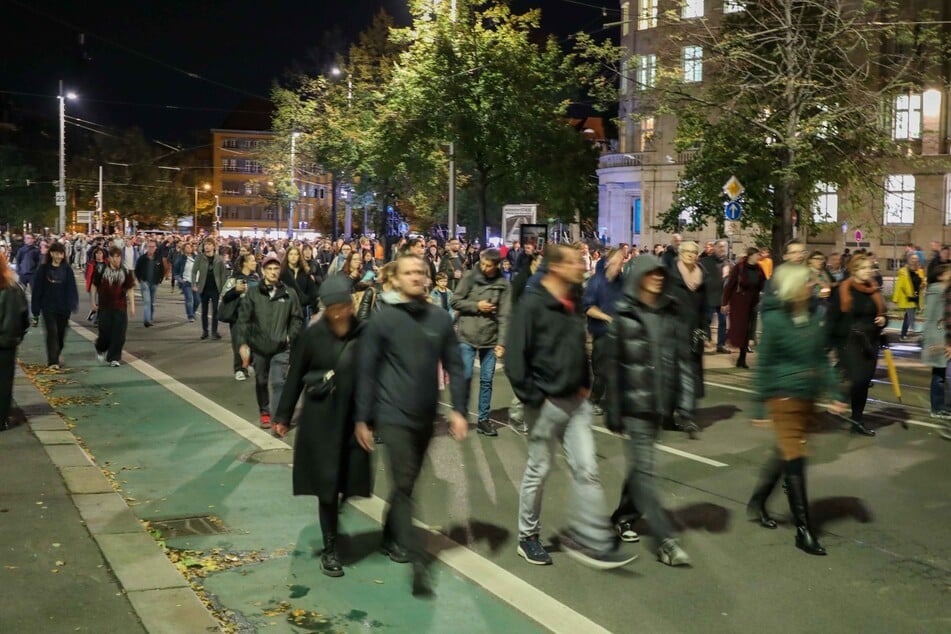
[
  {"left": 749, "top": 264, "right": 845, "bottom": 555},
  {"left": 826, "top": 254, "right": 885, "bottom": 437},
  {"left": 0, "top": 252, "right": 30, "bottom": 430}
]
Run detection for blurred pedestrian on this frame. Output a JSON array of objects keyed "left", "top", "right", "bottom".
[
  {"left": 172, "top": 242, "right": 200, "bottom": 323},
  {"left": 922, "top": 264, "right": 951, "bottom": 419},
  {"left": 722, "top": 247, "right": 766, "bottom": 368},
  {"left": 892, "top": 253, "right": 925, "bottom": 342},
  {"left": 0, "top": 252, "right": 30, "bottom": 430}
]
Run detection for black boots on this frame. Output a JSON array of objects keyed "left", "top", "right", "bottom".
[
  {"left": 320, "top": 536, "right": 344, "bottom": 577},
  {"left": 849, "top": 418, "right": 876, "bottom": 437},
  {"left": 747, "top": 453, "right": 783, "bottom": 529},
  {"left": 784, "top": 458, "right": 826, "bottom": 556}
]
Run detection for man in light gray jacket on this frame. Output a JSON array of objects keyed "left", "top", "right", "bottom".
[
  {"left": 451, "top": 248, "right": 510, "bottom": 436},
  {"left": 192, "top": 238, "right": 226, "bottom": 339}
]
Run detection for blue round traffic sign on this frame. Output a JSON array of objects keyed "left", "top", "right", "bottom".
[
  {"left": 398, "top": 222, "right": 410, "bottom": 234},
  {"left": 724, "top": 201, "right": 742, "bottom": 221}
]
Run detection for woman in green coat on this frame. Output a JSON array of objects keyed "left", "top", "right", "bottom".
[{"left": 748, "top": 264, "right": 846, "bottom": 556}]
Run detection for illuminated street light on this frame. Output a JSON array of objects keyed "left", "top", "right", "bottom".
[{"left": 58, "top": 81, "right": 78, "bottom": 234}]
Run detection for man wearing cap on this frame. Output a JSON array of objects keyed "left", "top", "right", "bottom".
[{"left": 235, "top": 252, "right": 304, "bottom": 429}]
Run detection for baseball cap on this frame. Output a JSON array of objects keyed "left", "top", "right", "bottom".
[{"left": 261, "top": 253, "right": 282, "bottom": 267}]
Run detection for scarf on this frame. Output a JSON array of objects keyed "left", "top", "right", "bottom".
[
  {"left": 839, "top": 277, "right": 885, "bottom": 315},
  {"left": 677, "top": 260, "right": 703, "bottom": 292}
]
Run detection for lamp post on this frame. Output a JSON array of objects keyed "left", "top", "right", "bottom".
[
  {"left": 58, "top": 81, "right": 78, "bottom": 234},
  {"left": 193, "top": 182, "right": 211, "bottom": 235},
  {"left": 289, "top": 132, "right": 300, "bottom": 237}
]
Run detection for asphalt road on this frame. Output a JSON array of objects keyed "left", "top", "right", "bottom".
[{"left": 41, "top": 275, "right": 951, "bottom": 632}]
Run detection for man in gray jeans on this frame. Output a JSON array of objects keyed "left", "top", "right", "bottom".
[{"left": 505, "top": 244, "right": 635, "bottom": 570}]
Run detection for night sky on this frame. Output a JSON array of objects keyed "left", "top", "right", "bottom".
[{"left": 1, "top": 0, "right": 617, "bottom": 141}]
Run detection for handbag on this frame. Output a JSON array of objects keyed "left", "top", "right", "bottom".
[
  {"left": 302, "top": 340, "right": 351, "bottom": 400},
  {"left": 218, "top": 294, "right": 241, "bottom": 324}
]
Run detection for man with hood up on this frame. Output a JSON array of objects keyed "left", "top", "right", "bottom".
[{"left": 604, "top": 254, "right": 695, "bottom": 566}]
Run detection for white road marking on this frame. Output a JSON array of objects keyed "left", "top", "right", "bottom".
[
  {"left": 590, "top": 425, "right": 730, "bottom": 467},
  {"left": 69, "top": 321, "right": 613, "bottom": 634}
]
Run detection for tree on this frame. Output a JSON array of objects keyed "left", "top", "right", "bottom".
[
  {"left": 648, "top": 0, "right": 947, "bottom": 254},
  {"left": 0, "top": 145, "right": 55, "bottom": 231}
]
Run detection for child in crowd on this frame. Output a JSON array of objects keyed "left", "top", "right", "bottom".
[{"left": 430, "top": 272, "right": 453, "bottom": 390}]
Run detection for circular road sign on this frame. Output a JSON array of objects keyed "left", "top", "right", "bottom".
[{"left": 724, "top": 201, "right": 742, "bottom": 221}]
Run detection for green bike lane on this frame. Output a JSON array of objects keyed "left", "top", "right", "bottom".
[{"left": 15, "top": 325, "right": 549, "bottom": 634}]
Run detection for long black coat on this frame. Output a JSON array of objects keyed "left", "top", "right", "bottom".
[
  {"left": 667, "top": 263, "right": 707, "bottom": 399},
  {"left": 274, "top": 317, "right": 372, "bottom": 501}
]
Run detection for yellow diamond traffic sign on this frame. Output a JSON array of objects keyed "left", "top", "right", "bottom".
[{"left": 723, "top": 176, "right": 744, "bottom": 200}]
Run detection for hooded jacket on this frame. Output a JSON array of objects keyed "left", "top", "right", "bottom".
[
  {"left": 234, "top": 281, "right": 303, "bottom": 356},
  {"left": 355, "top": 292, "right": 466, "bottom": 429},
  {"left": 582, "top": 257, "right": 624, "bottom": 338},
  {"left": 604, "top": 255, "right": 695, "bottom": 431},
  {"left": 504, "top": 276, "right": 590, "bottom": 407},
  {"left": 451, "top": 267, "right": 510, "bottom": 348}
]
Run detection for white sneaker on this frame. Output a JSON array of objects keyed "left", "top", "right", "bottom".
[
  {"left": 110, "top": 361, "right": 121, "bottom": 367},
  {"left": 235, "top": 370, "right": 247, "bottom": 381},
  {"left": 96, "top": 351, "right": 106, "bottom": 364}
]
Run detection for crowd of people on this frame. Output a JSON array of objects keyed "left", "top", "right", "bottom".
[{"left": 1, "top": 227, "right": 950, "bottom": 596}]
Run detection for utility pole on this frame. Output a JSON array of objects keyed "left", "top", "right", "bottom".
[
  {"left": 97, "top": 165, "right": 103, "bottom": 233},
  {"left": 58, "top": 80, "right": 66, "bottom": 234},
  {"left": 448, "top": 141, "right": 456, "bottom": 239}
]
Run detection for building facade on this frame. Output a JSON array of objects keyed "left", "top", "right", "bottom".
[{"left": 599, "top": 0, "right": 951, "bottom": 267}]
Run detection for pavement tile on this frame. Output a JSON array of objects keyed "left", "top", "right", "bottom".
[
  {"left": 126, "top": 587, "right": 220, "bottom": 634},
  {"left": 61, "top": 466, "right": 115, "bottom": 494},
  {"left": 94, "top": 532, "right": 189, "bottom": 592},
  {"left": 73, "top": 492, "right": 144, "bottom": 535},
  {"left": 43, "top": 443, "right": 94, "bottom": 467},
  {"left": 34, "top": 430, "right": 78, "bottom": 445}
]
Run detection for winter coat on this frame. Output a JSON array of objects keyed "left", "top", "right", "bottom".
[
  {"left": 581, "top": 258, "right": 623, "bottom": 339},
  {"left": 920, "top": 282, "right": 947, "bottom": 368},
  {"left": 892, "top": 265, "right": 924, "bottom": 309},
  {"left": 0, "top": 284, "right": 30, "bottom": 349},
  {"left": 191, "top": 254, "right": 226, "bottom": 295},
  {"left": 274, "top": 317, "right": 372, "bottom": 500},
  {"left": 234, "top": 282, "right": 304, "bottom": 356},
  {"left": 603, "top": 255, "right": 695, "bottom": 431},
  {"left": 281, "top": 267, "right": 318, "bottom": 312},
  {"left": 451, "top": 268, "right": 510, "bottom": 348},
  {"left": 14, "top": 244, "right": 39, "bottom": 280},
  {"left": 699, "top": 253, "right": 731, "bottom": 310},
  {"left": 722, "top": 258, "right": 766, "bottom": 348},
  {"left": 439, "top": 254, "right": 467, "bottom": 291},
  {"left": 826, "top": 281, "right": 883, "bottom": 384},
  {"left": 30, "top": 262, "right": 79, "bottom": 317},
  {"left": 667, "top": 262, "right": 707, "bottom": 399},
  {"left": 134, "top": 253, "right": 165, "bottom": 285},
  {"left": 753, "top": 293, "right": 842, "bottom": 404}
]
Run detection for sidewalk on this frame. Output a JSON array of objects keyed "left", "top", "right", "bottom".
[{"left": 0, "top": 365, "right": 217, "bottom": 633}]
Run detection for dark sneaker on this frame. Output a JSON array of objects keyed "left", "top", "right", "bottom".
[
  {"left": 681, "top": 420, "right": 701, "bottom": 440},
  {"left": 615, "top": 521, "right": 640, "bottom": 543},
  {"left": 320, "top": 549, "right": 344, "bottom": 578},
  {"left": 412, "top": 562, "right": 434, "bottom": 597},
  {"left": 657, "top": 538, "right": 691, "bottom": 567},
  {"left": 476, "top": 419, "right": 498, "bottom": 437},
  {"left": 716, "top": 345, "right": 730, "bottom": 354},
  {"left": 517, "top": 535, "right": 552, "bottom": 565},
  {"left": 380, "top": 540, "right": 411, "bottom": 564},
  {"left": 212, "top": 332, "right": 222, "bottom": 340},
  {"left": 200, "top": 332, "right": 209, "bottom": 340},
  {"left": 560, "top": 533, "right": 637, "bottom": 570},
  {"left": 511, "top": 420, "right": 528, "bottom": 435}
]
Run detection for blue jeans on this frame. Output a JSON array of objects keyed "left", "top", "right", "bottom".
[
  {"left": 930, "top": 366, "right": 947, "bottom": 413},
  {"left": 901, "top": 307, "right": 917, "bottom": 337},
  {"left": 704, "top": 305, "right": 727, "bottom": 347},
  {"left": 139, "top": 282, "right": 157, "bottom": 324},
  {"left": 517, "top": 396, "right": 615, "bottom": 551},
  {"left": 253, "top": 350, "right": 290, "bottom": 417},
  {"left": 180, "top": 282, "right": 199, "bottom": 320},
  {"left": 460, "top": 343, "right": 496, "bottom": 422}
]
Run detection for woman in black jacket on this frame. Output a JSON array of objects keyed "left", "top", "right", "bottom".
[
  {"left": 221, "top": 253, "right": 261, "bottom": 381},
  {"left": 280, "top": 246, "right": 318, "bottom": 318},
  {"left": 667, "top": 240, "right": 707, "bottom": 413},
  {"left": 30, "top": 242, "right": 79, "bottom": 369},
  {"left": 0, "top": 252, "right": 30, "bottom": 430},
  {"left": 272, "top": 276, "right": 371, "bottom": 578}
]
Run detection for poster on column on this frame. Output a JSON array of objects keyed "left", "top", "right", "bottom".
[
  {"left": 502, "top": 204, "right": 538, "bottom": 245},
  {"left": 519, "top": 224, "right": 549, "bottom": 252}
]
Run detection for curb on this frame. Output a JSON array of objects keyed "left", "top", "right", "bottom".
[{"left": 13, "top": 366, "right": 221, "bottom": 634}]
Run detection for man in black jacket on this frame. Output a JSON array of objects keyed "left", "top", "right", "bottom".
[
  {"left": 134, "top": 240, "right": 165, "bottom": 327},
  {"left": 604, "top": 255, "right": 695, "bottom": 567},
  {"left": 235, "top": 253, "right": 303, "bottom": 429},
  {"left": 699, "top": 239, "right": 731, "bottom": 353},
  {"left": 354, "top": 253, "right": 468, "bottom": 596},
  {"left": 505, "top": 244, "right": 635, "bottom": 571}
]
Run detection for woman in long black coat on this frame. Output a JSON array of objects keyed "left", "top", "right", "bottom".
[
  {"left": 667, "top": 240, "right": 707, "bottom": 423},
  {"left": 272, "top": 275, "right": 371, "bottom": 578}
]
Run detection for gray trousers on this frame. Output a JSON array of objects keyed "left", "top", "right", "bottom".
[
  {"left": 517, "top": 395, "right": 615, "bottom": 551},
  {"left": 612, "top": 415, "right": 675, "bottom": 547}
]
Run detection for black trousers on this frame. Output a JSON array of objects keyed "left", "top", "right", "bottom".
[
  {"left": 589, "top": 335, "right": 608, "bottom": 407},
  {"left": 95, "top": 309, "right": 128, "bottom": 363},
  {"left": 41, "top": 311, "right": 69, "bottom": 365},
  {"left": 380, "top": 424, "right": 433, "bottom": 564},
  {"left": 229, "top": 323, "right": 243, "bottom": 372},
  {"left": 200, "top": 292, "right": 219, "bottom": 335},
  {"left": 0, "top": 347, "right": 16, "bottom": 424}
]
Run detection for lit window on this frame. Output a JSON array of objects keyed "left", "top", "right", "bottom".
[
  {"left": 682, "top": 0, "right": 704, "bottom": 19},
  {"left": 637, "top": 54, "right": 657, "bottom": 89},
  {"left": 638, "top": 0, "right": 658, "bottom": 30},
  {"left": 884, "top": 175, "right": 915, "bottom": 224},
  {"left": 682, "top": 46, "right": 703, "bottom": 83},
  {"left": 622, "top": 2, "right": 630, "bottom": 36},
  {"left": 724, "top": 0, "right": 744, "bottom": 13},
  {"left": 638, "top": 116, "right": 655, "bottom": 151},
  {"left": 893, "top": 93, "right": 922, "bottom": 140},
  {"left": 812, "top": 182, "right": 838, "bottom": 223}
]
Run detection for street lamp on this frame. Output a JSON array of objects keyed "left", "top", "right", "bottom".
[
  {"left": 58, "top": 81, "right": 78, "bottom": 234},
  {"left": 193, "top": 182, "right": 211, "bottom": 236}
]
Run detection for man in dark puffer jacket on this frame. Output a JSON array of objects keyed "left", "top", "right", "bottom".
[{"left": 604, "top": 254, "right": 696, "bottom": 567}]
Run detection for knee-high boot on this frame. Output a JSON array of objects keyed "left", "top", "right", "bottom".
[
  {"left": 784, "top": 458, "right": 826, "bottom": 556},
  {"left": 747, "top": 451, "right": 783, "bottom": 529}
]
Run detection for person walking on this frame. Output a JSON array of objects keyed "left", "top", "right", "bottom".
[
  {"left": 235, "top": 253, "right": 303, "bottom": 429},
  {"left": 91, "top": 247, "right": 136, "bottom": 367},
  {"left": 451, "top": 248, "right": 510, "bottom": 437},
  {"left": 354, "top": 254, "right": 468, "bottom": 597},
  {"left": 439, "top": 238, "right": 467, "bottom": 291},
  {"left": 603, "top": 255, "right": 696, "bottom": 566},
  {"left": 220, "top": 253, "right": 260, "bottom": 381},
  {"left": 582, "top": 247, "right": 625, "bottom": 416},
  {"left": 667, "top": 240, "right": 707, "bottom": 424},
  {"left": 825, "top": 254, "right": 884, "bottom": 437},
  {"left": 921, "top": 264, "right": 951, "bottom": 419},
  {"left": 30, "top": 242, "right": 79, "bottom": 369},
  {"left": 699, "top": 240, "right": 731, "bottom": 353},
  {"left": 14, "top": 234, "right": 40, "bottom": 291},
  {"left": 272, "top": 276, "right": 371, "bottom": 577},
  {"left": 0, "top": 252, "right": 30, "bottom": 430},
  {"left": 748, "top": 264, "right": 846, "bottom": 555},
  {"left": 892, "top": 253, "right": 925, "bottom": 342},
  {"left": 722, "top": 247, "right": 766, "bottom": 368},
  {"left": 134, "top": 240, "right": 164, "bottom": 327},
  {"left": 193, "top": 238, "right": 226, "bottom": 340},
  {"left": 172, "top": 242, "right": 200, "bottom": 323},
  {"left": 506, "top": 244, "right": 636, "bottom": 570}
]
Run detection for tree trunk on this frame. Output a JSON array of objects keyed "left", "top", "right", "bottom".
[{"left": 476, "top": 167, "right": 488, "bottom": 246}]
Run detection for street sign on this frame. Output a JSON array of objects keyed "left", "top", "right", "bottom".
[
  {"left": 855, "top": 230, "right": 863, "bottom": 242},
  {"left": 724, "top": 200, "right": 742, "bottom": 221},
  {"left": 54, "top": 192, "right": 66, "bottom": 206},
  {"left": 725, "top": 221, "right": 740, "bottom": 236},
  {"left": 398, "top": 221, "right": 409, "bottom": 234},
  {"left": 722, "top": 176, "right": 744, "bottom": 200}
]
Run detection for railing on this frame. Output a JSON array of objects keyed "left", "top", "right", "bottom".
[{"left": 598, "top": 153, "right": 644, "bottom": 169}]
